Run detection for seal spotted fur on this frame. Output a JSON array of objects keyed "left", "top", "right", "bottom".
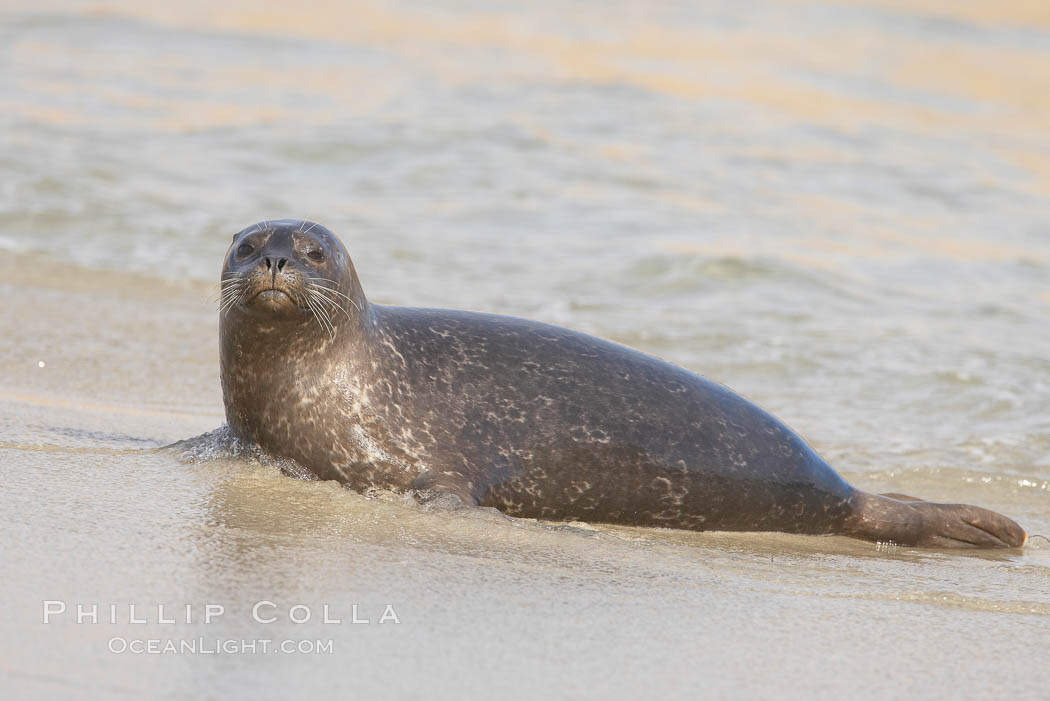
[{"left": 218, "top": 219, "right": 1026, "bottom": 548}]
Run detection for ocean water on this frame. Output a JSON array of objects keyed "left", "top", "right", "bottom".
[{"left": 2, "top": 1, "right": 1049, "bottom": 698}]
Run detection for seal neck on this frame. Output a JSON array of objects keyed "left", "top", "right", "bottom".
[
  {"left": 220, "top": 297, "right": 374, "bottom": 364},
  {"left": 219, "top": 298, "right": 377, "bottom": 444}
]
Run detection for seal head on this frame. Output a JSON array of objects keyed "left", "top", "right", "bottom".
[{"left": 220, "top": 219, "right": 365, "bottom": 334}]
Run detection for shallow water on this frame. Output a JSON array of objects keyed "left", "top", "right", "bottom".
[{"left": 2, "top": 1, "right": 1050, "bottom": 698}]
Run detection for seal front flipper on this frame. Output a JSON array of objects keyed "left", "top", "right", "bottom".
[
  {"left": 411, "top": 471, "right": 479, "bottom": 507},
  {"left": 845, "top": 492, "right": 1027, "bottom": 548}
]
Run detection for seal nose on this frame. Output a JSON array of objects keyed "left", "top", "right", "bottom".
[{"left": 263, "top": 257, "right": 288, "bottom": 272}]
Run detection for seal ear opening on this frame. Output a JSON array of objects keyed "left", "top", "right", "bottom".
[{"left": 845, "top": 492, "right": 1026, "bottom": 548}]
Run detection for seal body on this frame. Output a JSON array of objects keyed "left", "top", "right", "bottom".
[{"left": 219, "top": 220, "right": 1026, "bottom": 548}]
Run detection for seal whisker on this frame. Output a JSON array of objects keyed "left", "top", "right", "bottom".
[
  {"left": 307, "top": 286, "right": 353, "bottom": 321},
  {"left": 306, "top": 277, "right": 349, "bottom": 288},
  {"left": 305, "top": 285, "right": 337, "bottom": 306},
  {"left": 306, "top": 285, "right": 355, "bottom": 322},
  {"left": 218, "top": 284, "right": 240, "bottom": 310},
  {"left": 220, "top": 274, "right": 246, "bottom": 291},
  {"left": 312, "top": 293, "right": 335, "bottom": 330},
  {"left": 213, "top": 281, "right": 239, "bottom": 306},
  {"left": 308, "top": 280, "right": 362, "bottom": 312},
  {"left": 226, "top": 280, "right": 252, "bottom": 317},
  {"left": 300, "top": 289, "right": 335, "bottom": 339},
  {"left": 302, "top": 294, "right": 326, "bottom": 335},
  {"left": 306, "top": 288, "right": 347, "bottom": 329},
  {"left": 219, "top": 287, "right": 245, "bottom": 316},
  {"left": 219, "top": 279, "right": 244, "bottom": 294},
  {"left": 306, "top": 281, "right": 352, "bottom": 305},
  {"left": 311, "top": 297, "right": 336, "bottom": 339}
]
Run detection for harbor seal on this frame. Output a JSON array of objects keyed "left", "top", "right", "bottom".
[{"left": 218, "top": 219, "right": 1026, "bottom": 548}]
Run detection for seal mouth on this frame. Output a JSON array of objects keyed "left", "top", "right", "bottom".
[
  {"left": 245, "top": 287, "right": 303, "bottom": 313},
  {"left": 252, "top": 289, "right": 291, "bottom": 302}
]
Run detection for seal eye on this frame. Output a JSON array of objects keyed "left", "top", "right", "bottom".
[
  {"left": 237, "top": 243, "right": 254, "bottom": 256},
  {"left": 306, "top": 249, "right": 324, "bottom": 262}
]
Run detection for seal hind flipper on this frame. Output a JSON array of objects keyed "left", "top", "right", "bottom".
[{"left": 845, "top": 492, "right": 1027, "bottom": 548}]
